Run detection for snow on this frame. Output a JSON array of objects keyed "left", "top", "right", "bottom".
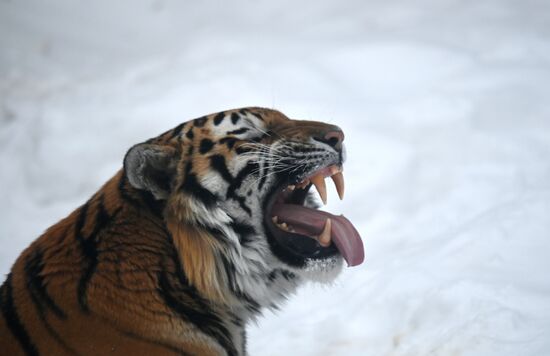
[{"left": 1, "top": 0, "right": 550, "bottom": 355}]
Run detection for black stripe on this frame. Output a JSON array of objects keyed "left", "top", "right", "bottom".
[
  {"left": 74, "top": 201, "right": 90, "bottom": 238},
  {"left": 180, "top": 163, "right": 218, "bottom": 206},
  {"left": 25, "top": 249, "right": 66, "bottom": 319},
  {"left": 170, "top": 123, "right": 186, "bottom": 139},
  {"left": 240, "top": 293, "right": 260, "bottom": 314},
  {"left": 230, "top": 113, "right": 240, "bottom": 125},
  {"left": 0, "top": 274, "right": 40, "bottom": 356},
  {"left": 258, "top": 163, "right": 267, "bottom": 191},
  {"left": 235, "top": 145, "right": 252, "bottom": 155},
  {"left": 267, "top": 270, "right": 278, "bottom": 283},
  {"left": 267, "top": 269, "right": 296, "bottom": 284},
  {"left": 233, "top": 195, "right": 252, "bottom": 216},
  {"left": 281, "top": 269, "right": 296, "bottom": 280},
  {"left": 219, "top": 137, "right": 238, "bottom": 150},
  {"left": 213, "top": 112, "right": 225, "bottom": 126},
  {"left": 220, "top": 256, "right": 260, "bottom": 315},
  {"left": 75, "top": 204, "right": 97, "bottom": 312},
  {"left": 220, "top": 255, "right": 237, "bottom": 292},
  {"left": 157, "top": 261, "right": 237, "bottom": 356},
  {"left": 76, "top": 195, "right": 113, "bottom": 312},
  {"left": 194, "top": 117, "right": 207, "bottom": 127},
  {"left": 199, "top": 138, "right": 214, "bottom": 154},
  {"left": 224, "top": 162, "right": 255, "bottom": 216},
  {"left": 118, "top": 173, "right": 138, "bottom": 205},
  {"left": 227, "top": 127, "right": 249, "bottom": 135},
  {"left": 251, "top": 112, "right": 263, "bottom": 121},
  {"left": 250, "top": 133, "right": 269, "bottom": 142},
  {"left": 185, "top": 128, "right": 194, "bottom": 140},
  {"left": 229, "top": 313, "right": 243, "bottom": 328},
  {"left": 229, "top": 221, "right": 256, "bottom": 245},
  {"left": 227, "top": 162, "right": 259, "bottom": 194},
  {"left": 24, "top": 250, "right": 80, "bottom": 355},
  {"left": 209, "top": 155, "right": 234, "bottom": 184}
]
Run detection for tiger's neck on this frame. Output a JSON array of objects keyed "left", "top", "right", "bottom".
[{"left": 114, "top": 171, "right": 248, "bottom": 355}]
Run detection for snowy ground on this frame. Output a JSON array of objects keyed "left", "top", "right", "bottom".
[{"left": 1, "top": 1, "right": 550, "bottom": 355}]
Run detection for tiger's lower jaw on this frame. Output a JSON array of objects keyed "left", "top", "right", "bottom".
[
  {"left": 262, "top": 164, "right": 364, "bottom": 272},
  {"left": 263, "top": 183, "right": 340, "bottom": 270},
  {"left": 262, "top": 213, "right": 344, "bottom": 285},
  {"left": 300, "top": 255, "right": 344, "bottom": 283}
]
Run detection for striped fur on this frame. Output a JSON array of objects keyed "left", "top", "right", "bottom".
[{"left": 0, "top": 107, "right": 345, "bottom": 355}]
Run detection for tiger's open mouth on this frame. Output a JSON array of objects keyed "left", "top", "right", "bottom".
[{"left": 264, "top": 164, "right": 364, "bottom": 267}]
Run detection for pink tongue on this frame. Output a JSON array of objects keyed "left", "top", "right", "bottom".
[{"left": 271, "top": 203, "right": 365, "bottom": 267}]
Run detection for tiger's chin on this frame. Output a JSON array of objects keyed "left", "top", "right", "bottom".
[
  {"left": 263, "top": 163, "right": 363, "bottom": 281},
  {"left": 301, "top": 256, "right": 344, "bottom": 284}
]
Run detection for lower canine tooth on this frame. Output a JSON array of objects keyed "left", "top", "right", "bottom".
[
  {"left": 288, "top": 185, "right": 295, "bottom": 191},
  {"left": 318, "top": 218, "right": 332, "bottom": 247},
  {"left": 272, "top": 216, "right": 279, "bottom": 224}
]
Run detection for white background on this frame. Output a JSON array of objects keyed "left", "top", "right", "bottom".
[{"left": 1, "top": 1, "right": 549, "bottom": 355}]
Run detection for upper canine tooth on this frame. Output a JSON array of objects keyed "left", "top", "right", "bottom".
[
  {"left": 310, "top": 174, "right": 327, "bottom": 205},
  {"left": 331, "top": 172, "right": 344, "bottom": 200},
  {"left": 329, "top": 166, "right": 339, "bottom": 176},
  {"left": 318, "top": 218, "right": 332, "bottom": 247},
  {"left": 288, "top": 185, "right": 295, "bottom": 191}
]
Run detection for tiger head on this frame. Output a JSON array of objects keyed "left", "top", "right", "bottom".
[{"left": 124, "top": 107, "right": 364, "bottom": 310}]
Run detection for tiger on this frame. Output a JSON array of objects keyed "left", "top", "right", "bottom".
[{"left": 0, "top": 107, "right": 364, "bottom": 356}]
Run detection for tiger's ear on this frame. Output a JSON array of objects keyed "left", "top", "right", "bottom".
[{"left": 124, "top": 143, "right": 179, "bottom": 200}]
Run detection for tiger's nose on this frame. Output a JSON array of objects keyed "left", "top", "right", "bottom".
[{"left": 314, "top": 130, "right": 345, "bottom": 151}]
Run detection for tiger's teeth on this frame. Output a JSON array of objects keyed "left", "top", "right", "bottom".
[
  {"left": 277, "top": 222, "right": 289, "bottom": 231},
  {"left": 288, "top": 185, "right": 295, "bottom": 191},
  {"left": 331, "top": 172, "right": 345, "bottom": 200},
  {"left": 310, "top": 174, "right": 327, "bottom": 205},
  {"left": 318, "top": 218, "right": 332, "bottom": 247},
  {"left": 272, "top": 216, "right": 279, "bottom": 224}
]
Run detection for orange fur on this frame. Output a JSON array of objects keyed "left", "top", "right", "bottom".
[{"left": 166, "top": 198, "right": 229, "bottom": 304}]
